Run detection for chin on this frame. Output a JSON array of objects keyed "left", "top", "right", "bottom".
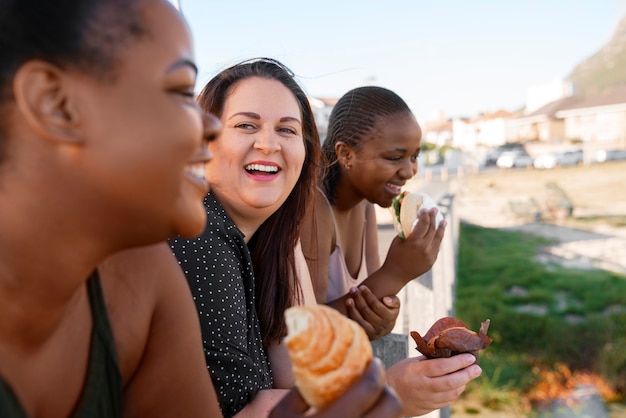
[
  {"left": 377, "top": 197, "right": 394, "bottom": 208},
  {"left": 174, "top": 219, "right": 206, "bottom": 239},
  {"left": 172, "top": 206, "right": 208, "bottom": 239}
]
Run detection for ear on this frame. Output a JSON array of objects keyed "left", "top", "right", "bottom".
[
  {"left": 12, "top": 60, "right": 84, "bottom": 145},
  {"left": 335, "top": 141, "right": 354, "bottom": 166}
]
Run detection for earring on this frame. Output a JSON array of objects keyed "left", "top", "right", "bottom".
[{"left": 345, "top": 164, "right": 351, "bottom": 170}]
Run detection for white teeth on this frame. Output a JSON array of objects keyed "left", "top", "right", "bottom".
[
  {"left": 186, "top": 163, "right": 206, "bottom": 180},
  {"left": 245, "top": 164, "right": 278, "bottom": 173},
  {"left": 387, "top": 183, "right": 402, "bottom": 193}
]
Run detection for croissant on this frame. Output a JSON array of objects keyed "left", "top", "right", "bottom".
[{"left": 284, "top": 304, "right": 373, "bottom": 409}]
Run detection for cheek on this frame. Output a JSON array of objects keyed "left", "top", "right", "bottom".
[
  {"left": 204, "top": 140, "right": 246, "bottom": 186},
  {"left": 289, "top": 142, "right": 307, "bottom": 177}
]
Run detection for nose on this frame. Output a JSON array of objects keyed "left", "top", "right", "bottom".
[
  {"left": 253, "top": 128, "right": 281, "bottom": 155},
  {"left": 202, "top": 111, "right": 221, "bottom": 144},
  {"left": 399, "top": 158, "right": 418, "bottom": 179}
]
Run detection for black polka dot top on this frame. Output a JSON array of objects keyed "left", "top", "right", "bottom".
[{"left": 169, "top": 194, "right": 273, "bottom": 418}]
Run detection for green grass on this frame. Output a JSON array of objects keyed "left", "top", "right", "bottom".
[{"left": 455, "top": 222, "right": 626, "bottom": 411}]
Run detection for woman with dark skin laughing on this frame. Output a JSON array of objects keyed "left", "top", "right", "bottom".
[{"left": 0, "top": 1, "right": 400, "bottom": 417}]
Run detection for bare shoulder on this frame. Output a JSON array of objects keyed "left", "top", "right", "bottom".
[
  {"left": 97, "top": 243, "right": 183, "bottom": 382},
  {"left": 364, "top": 201, "right": 377, "bottom": 221},
  {"left": 363, "top": 202, "right": 381, "bottom": 271},
  {"left": 99, "top": 242, "right": 220, "bottom": 416},
  {"left": 302, "top": 187, "right": 335, "bottom": 249},
  {"left": 313, "top": 187, "right": 336, "bottom": 243}
]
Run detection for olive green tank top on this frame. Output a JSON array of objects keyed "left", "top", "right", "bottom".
[{"left": 0, "top": 271, "right": 123, "bottom": 417}]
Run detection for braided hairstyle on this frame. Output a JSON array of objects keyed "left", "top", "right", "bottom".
[
  {"left": 321, "top": 86, "right": 413, "bottom": 204},
  {"left": 197, "top": 58, "right": 322, "bottom": 344},
  {"left": 0, "top": 0, "right": 145, "bottom": 161}
]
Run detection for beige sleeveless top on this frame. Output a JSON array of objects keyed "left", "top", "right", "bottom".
[{"left": 326, "top": 233, "right": 369, "bottom": 302}]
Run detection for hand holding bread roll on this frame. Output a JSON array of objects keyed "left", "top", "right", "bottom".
[
  {"left": 284, "top": 304, "right": 373, "bottom": 409},
  {"left": 391, "top": 191, "right": 444, "bottom": 238},
  {"left": 410, "top": 317, "right": 492, "bottom": 359}
]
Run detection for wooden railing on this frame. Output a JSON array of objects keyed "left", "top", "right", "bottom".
[{"left": 371, "top": 193, "right": 459, "bottom": 418}]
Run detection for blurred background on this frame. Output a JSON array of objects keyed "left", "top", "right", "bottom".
[{"left": 171, "top": 1, "right": 626, "bottom": 416}]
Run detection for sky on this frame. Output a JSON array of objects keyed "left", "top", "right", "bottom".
[{"left": 174, "top": 0, "right": 625, "bottom": 121}]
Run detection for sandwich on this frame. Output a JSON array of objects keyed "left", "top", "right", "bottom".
[{"left": 391, "top": 191, "right": 444, "bottom": 238}]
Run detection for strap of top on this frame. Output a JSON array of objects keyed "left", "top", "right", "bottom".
[
  {"left": 71, "top": 270, "right": 123, "bottom": 417},
  {"left": 0, "top": 271, "right": 123, "bottom": 418},
  {"left": 0, "top": 378, "right": 27, "bottom": 418}
]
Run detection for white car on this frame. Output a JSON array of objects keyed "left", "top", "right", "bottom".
[
  {"left": 533, "top": 152, "right": 558, "bottom": 169},
  {"left": 534, "top": 149, "right": 583, "bottom": 169},
  {"left": 595, "top": 149, "right": 626, "bottom": 163},
  {"left": 556, "top": 149, "right": 584, "bottom": 166},
  {"left": 496, "top": 150, "right": 534, "bottom": 168}
]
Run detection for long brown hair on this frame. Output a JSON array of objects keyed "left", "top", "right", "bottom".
[{"left": 196, "top": 58, "right": 321, "bottom": 344}]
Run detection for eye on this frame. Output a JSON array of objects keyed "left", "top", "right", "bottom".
[
  {"left": 278, "top": 126, "right": 298, "bottom": 135},
  {"left": 180, "top": 90, "right": 195, "bottom": 98},
  {"left": 170, "top": 87, "right": 196, "bottom": 101},
  {"left": 387, "top": 156, "right": 402, "bottom": 161},
  {"left": 235, "top": 122, "right": 257, "bottom": 130}
]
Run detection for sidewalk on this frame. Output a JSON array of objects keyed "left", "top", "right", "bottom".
[
  {"left": 510, "top": 222, "right": 626, "bottom": 275},
  {"left": 453, "top": 190, "right": 626, "bottom": 276}
]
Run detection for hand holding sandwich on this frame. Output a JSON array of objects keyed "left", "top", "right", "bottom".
[{"left": 359, "top": 200, "right": 446, "bottom": 298}]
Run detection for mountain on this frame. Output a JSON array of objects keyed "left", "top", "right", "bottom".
[{"left": 567, "top": 16, "right": 626, "bottom": 98}]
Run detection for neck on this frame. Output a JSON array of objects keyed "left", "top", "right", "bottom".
[
  {"left": 230, "top": 215, "right": 262, "bottom": 244},
  {"left": 0, "top": 211, "right": 108, "bottom": 348},
  {"left": 211, "top": 191, "right": 268, "bottom": 243},
  {"left": 0, "top": 254, "right": 92, "bottom": 349},
  {"left": 333, "top": 176, "right": 363, "bottom": 212}
]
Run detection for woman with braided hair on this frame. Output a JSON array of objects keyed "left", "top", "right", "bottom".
[{"left": 301, "top": 86, "right": 482, "bottom": 416}]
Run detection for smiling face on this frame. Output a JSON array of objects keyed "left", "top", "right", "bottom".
[
  {"left": 74, "top": 0, "right": 220, "bottom": 241},
  {"left": 342, "top": 112, "right": 422, "bottom": 208},
  {"left": 205, "top": 76, "right": 306, "bottom": 235}
]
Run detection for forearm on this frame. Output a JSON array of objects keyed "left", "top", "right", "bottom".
[
  {"left": 325, "top": 268, "right": 405, "bottom": 311},
  {"left": 358, "top": 267, "right": 409, "bottom": 300},
  {"left": 233, "top": 389, "right": 290, "bottom": 418}
]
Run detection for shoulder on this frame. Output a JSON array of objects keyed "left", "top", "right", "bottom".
[
  {"left": 98, "top": 243, "right": 191, "bottom": 382},
  {"left": 364, "top": 201, "right": 377, "bottom": 222},
  {"left": 314, "top": 186, "right": 335, "bottom": 231},
  {"left": 302, "top": 187, "right": 336, "bottom": 249},
  {"left": 99, "top": 243, "right": 222, "bottom": 416}
]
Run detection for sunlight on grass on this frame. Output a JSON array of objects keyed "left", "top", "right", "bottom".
[{"left": 455, "top": 222, "right": 626, "bottom": 414}]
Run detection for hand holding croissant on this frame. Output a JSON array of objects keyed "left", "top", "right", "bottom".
[{"left": 284, "top": 304, "right": 373, "bottom": 409}]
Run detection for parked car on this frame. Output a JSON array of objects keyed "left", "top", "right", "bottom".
[
  {"left": 556, "top": 149, "right": 584, "bottom": 166},
  {"left": 534, "top": 149, "right": 584, "bottom": 169},
  {"left": 533, "top": 152, "right": 557, "bottom": 169},
  {"left": 496, "top": 150, "right": 534, "bottom": 168},
  {"left": 482, "top": 143, "right": 528, "bottom": 167},
  {"left": 595, "top": 149, "right": 626, "bottom": 163}
]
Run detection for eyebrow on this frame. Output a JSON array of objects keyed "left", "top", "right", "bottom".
[
  {"left": 229, "top": 112, "right": 260, "bottom": 121},
  {"left": 280, "top": 116, "right": 302, "bottom": 125},
  {"left": 387, "top": 147, "right": 421, "bottom": 155},
  {"left": 166, "top": 58, "right": 198, "bottom": 75},
  {"left": 228, "top": 112, "right": 302, "bottom": 125}
]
